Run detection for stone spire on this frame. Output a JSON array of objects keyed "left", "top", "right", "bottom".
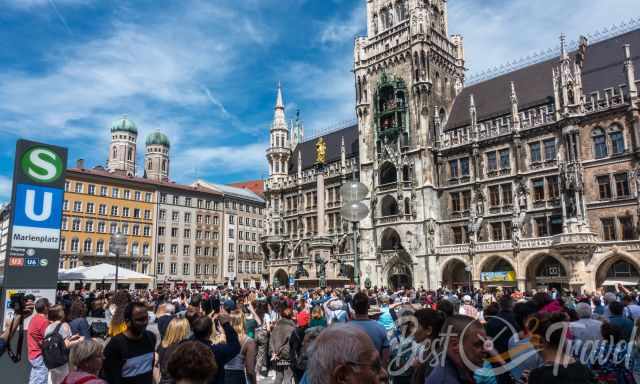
[
  {"left": 624, "top": 44, "right": 638, "bottom": 99},
  {"left": 340, "top": 136, "right": 346, "bottom": 169},
  {"left": 510, "top": 82, "right": 520, "bottom": 131},
  {"left": 267, "top": 82, "right": 290, "bottom": 180},
  {"left": 469, "top": 94, "right": 478, "bottom": 140},
  {"left": 275, "top": 81, "right": 284, "bottom": 109}
]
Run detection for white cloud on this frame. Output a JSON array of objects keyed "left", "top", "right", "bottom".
[
  {"left": 448, "top": 0, "right": 639, "bottom": 78},
  {"left": 319, "top": 4, "right": 365, "bottom": 45},
  {"left": 3, "top": 0, "right": 88, "bottom": 8},
  {"left": 0, "top": 1, "right": 268, "bottom": 143},
  {"left": 0, "top": 175, "right": 12, "bottom": 202},
  {"left": 173, "top": 142, "right": 270, "bottom": 180}
]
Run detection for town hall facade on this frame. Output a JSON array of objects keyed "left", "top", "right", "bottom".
[{"left": 261, "top": 0, "right": 640, "bottom": 293}]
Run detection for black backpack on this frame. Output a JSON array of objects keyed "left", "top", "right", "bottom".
[{"left": 42, "top": 323, "right": 69, "bottom": 369}]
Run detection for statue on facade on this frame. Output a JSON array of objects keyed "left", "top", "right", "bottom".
[
  {"left": 315, "top": 254, "right": 328, "bottom": 288},
  {"left": 295, "top": 260, "right": 308, "bottom": 279},
  {"left": 425, "top": 219, "right": 436, "bottom": 255},
  {"left": 473, "top": 186, "right": 486, "bottom": 216},
  {"left": 316, "top": 137, "right": 326, "bottom": 164}
]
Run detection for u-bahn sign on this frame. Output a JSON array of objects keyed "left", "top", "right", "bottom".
[{"left": 3, "top": 140, "right": 67, "bottom": 288}]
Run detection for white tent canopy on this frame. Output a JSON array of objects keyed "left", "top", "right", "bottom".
[{"left": 59, "top": 263, "right": 153, "bottom": 285}]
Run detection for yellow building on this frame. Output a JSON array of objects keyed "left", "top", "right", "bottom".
[{"left": 60, "top": 166, "right": 156, "bottom": 283}]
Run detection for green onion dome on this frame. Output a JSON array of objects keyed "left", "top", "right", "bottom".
[
  {"left": 110, "top": 116, "right": 138, "bottom": 134},
  {"left": 145, "top": 131, "right": 170, "bottom": 148}
]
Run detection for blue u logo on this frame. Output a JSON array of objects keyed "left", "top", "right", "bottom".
[{"left": 14, "top": 184, "right": 63, "bottom": 229}]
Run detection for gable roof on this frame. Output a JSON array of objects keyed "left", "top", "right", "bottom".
[
  {"left": 228, "top": 179, "right": 265, "bottom": 197},
  {"left": 193, "top": 180, "right": 265, "bottom": 204},
  {"left": 289, "top": 124, "right": 359, "bottom": 173},
  {"left": 445, "top": 28, "right": 640, "bottom": 130}
]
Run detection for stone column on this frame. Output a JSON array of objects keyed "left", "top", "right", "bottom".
[{"left": 317, "top": 170, "right": 326, "bottom": 236}]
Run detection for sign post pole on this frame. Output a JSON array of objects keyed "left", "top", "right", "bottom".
[{"left": 2, "top": 140, "right": 68, "bottom": 326}]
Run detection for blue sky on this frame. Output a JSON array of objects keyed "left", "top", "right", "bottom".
[{"left": 0, "top": 0, "right": 637, "bottom": 202}]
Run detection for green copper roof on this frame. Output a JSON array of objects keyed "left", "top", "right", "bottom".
[
  {"left": 110, "top": 116, "right": 138, "bottom": 134},
  {"left": 145, "top": 131, "right": 170, "bottom": 148}
]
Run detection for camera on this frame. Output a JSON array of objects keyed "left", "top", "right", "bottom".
[{"left": 9, "top": 293, "right": 35, "bottom": 316}]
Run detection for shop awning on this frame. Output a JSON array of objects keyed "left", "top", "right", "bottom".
[{"left": 602, "top": 277, "right": 640, "bottom": 286}]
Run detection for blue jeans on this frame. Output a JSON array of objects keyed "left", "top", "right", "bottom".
[{"left": 29, "top": 355, "right": 47, "bottom": 384}]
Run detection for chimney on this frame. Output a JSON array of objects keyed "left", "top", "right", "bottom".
[{"left": 76, "top": 159, "right": 85, "bottom": 169}]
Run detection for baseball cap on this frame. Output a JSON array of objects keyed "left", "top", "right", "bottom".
[{"left": 223, "top": 299, "right": 236, "bottom": 312}]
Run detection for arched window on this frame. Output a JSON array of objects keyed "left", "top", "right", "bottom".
[
  {"left": 143, "top": 243, "right": 150, "bottom": 256},
  {"left": 83, "top": 239, "right": 92, "bottom": 253},
  {"left": 96, "top": 240, "right": 104, "bottom": 255},
  {"left": 435, "top": 72, "right": 441, "bottom": 94},
  {"left": 162, "top": 160, "right": 167, "bottom": 172},
  {"left": 592, "top": 127, "right": 607, "bottom": 159},
  {"left": 127, "top": 147, "right": 133, "bottom": 161},
  {"left": 131, "top": 242, "right": 139, "bottom": 256},
  {"left": 357, "top": 76, "right": 362, "bottom": 103},
  {"left": 379, "top": 162, "right": 397, "bottom": 185},
  {"left": 404, "top": 197, "right": 411, "bottom": 215},
  {"left": 413, "top": 52, "right": 420, "bottom": 79},
  {"left": 402, "top": 165, "right": 410, "bottom": 181},
  {"left": 381, "top": 195, "right": 399, "bottom": 216},
  {"left": 112, "top": 147, "right": 117, "bottom": 159},
  {"left": 147, "top": 160, "right": 152, "bottom": 170},
  {"left": 362, "top": 76, "right": 367, "bottom": 101},
  {"left": 420, "top": 51, "right": 426, "bottom": 77},
  {"left": 609, "top": 124, "right": 624, "bottom": 155},
  {"left": 71, "top": 238, "right": 79, "bottom": 252}
]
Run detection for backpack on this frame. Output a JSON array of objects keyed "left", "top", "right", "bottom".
[
  {"left": 42, "top": 322, "right": 69, "bottom": 369},
  {"left": 291, "top": 327, "right": 322, "bottom": 372}
]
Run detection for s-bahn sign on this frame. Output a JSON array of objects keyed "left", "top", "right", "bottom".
[{"left": 3, "top": 140, "right": 67, "bottom": 288}]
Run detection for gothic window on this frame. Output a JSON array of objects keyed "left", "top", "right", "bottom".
[
  {"left": 532, "top": 178, "right": 545, "bottom": 201},
  {"left": 357, "top": 76, "right": 362, "bottom": 103},
  {"left": 112, "top": 147, "right": 117, "bottom": 159},
  {"left": 609, "top": 124, "right": 624, "bottom": 155},
  {"left": 486, "top": 151, "right": 497, "bottom": 171},
  {"left": 420, "top": 51, "right": 426, "bottom": 78},
  {"left": 615, "top": 173, "right": 630, "bottom": 197},
  {"left": 127, "top": 147, "right": 133, "bottom": 161},
  {"left": 381, "top": 195, "right": 399, "bottom": 216},
  {"left": 450, "top": 192, "right": 461, "bottom": 212},
  {"left": 435, "top": 72, "right": 441, "bottom": 93},
  {"left": 601, "top": 218, "right": 616, "bottom": 240},
  {"left": 501, "top": 183, "right": 512, "bottom": 205},
  {"left": 621, "top": 217, "right": 635, "bottom": 240},
  {"left": 147, "top": 160, "right": 152, "bottom": 170},
  {"left": 404, "top": 198, "right": 411, "bottom": 215},
  {"left": 489, "top": 186, "right": 500, "bottom": 207},
  {"left": 379, "top": 162, "right": 397, "bottom": 185},
  {"left": 402, "top": 165, "right": 410, "bottom": 181},
  {"left": 449, "top": 160, "right": 458, "bottom": 178},
  {"left": 162, "top": 160, "right": 167, "bottom": 172},
  {"left": 543, "top": 139, "right": 556, "bottom": 160},
  {"left": 592, "top": 127, "right": 607, "bottom": 159},
  {"left": 413, "top": 53, "right": 419, "bottom": 80},
  {"left": 499, "top": 149, "right": 510, "bottom": 169},
  {"left": 546, "top": 176, "right": 559, "bottom": 200},
  {"left": 460, "top": 158, "right": 469, "bottom": 176},
  {"left": 597, "top": 175, "right": 612, "bottom": 199},
  {"left": 529, "top": 142, "right": 541, "bottom": 162},
  {"left": 462, "top": 191, "right": 471, "bottom": 211},
  {"left": 396, "top": 0, "right": 408, "bottom": 21}
]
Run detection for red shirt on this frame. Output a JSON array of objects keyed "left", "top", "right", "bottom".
[{"left": 27, "top": 314, "right": 49, "bottom": 360}]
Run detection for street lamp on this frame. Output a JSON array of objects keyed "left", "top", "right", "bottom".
[
  {"left": 109, "top": 230, "right": 127, "bottom": 290},
  {"left": 340, "top": 177, "right": 369, "bottom": 288}
]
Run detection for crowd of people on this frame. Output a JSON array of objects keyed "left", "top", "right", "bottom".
[{"left": 4, "top": 284, "right": 640, "bottom": 383}]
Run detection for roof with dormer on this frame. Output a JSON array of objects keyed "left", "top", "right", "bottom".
[
  {"left": 445, "top": 28, "right": 640, "bottom": 131},
  {"left": 289, "top": 124, "right": 359, "bottom": 174}
]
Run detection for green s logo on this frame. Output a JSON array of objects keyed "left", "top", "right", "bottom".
[{"left": 21, "top": 147, "right": 63, "bottom": 183}]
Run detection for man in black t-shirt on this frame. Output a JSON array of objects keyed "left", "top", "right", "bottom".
[{"left": 103, "top": 301, "right": 156, "bottom": 384}]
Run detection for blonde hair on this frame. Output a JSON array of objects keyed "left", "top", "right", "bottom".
[
  {"left": 162, "top": 318, "right": 190, "bottom": 349},
  {"left": 230, "top": 310, "right": 246, "bottom": 337},
  {"left": 311, "top": 306, "right": 324, "bottom": 320},
  {"left": 69, "top": 339, "right": 104, "bottom": 370}
]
